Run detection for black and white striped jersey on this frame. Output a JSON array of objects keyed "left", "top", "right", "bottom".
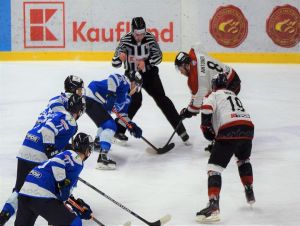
[{"left": 112, "top": 32, "right": 162, "bottom": 72}]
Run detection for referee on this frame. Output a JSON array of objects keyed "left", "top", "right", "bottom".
[{"left": 112, "top": 17, "right": 190, "bottom": 144}]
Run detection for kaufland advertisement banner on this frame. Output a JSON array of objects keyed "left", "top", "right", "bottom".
[
  {"left": 11, "top": 0, "right": 180, "bottom": 51},
  {"left": 6, "top": 0, "right": 300, "bottom": 52}
]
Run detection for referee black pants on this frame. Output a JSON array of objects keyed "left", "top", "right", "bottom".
[{"left": 117, "top": 67, "right": 187, "bottom": 136}]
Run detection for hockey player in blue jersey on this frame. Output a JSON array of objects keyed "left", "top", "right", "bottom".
[
  {"left": 36, "top": 75, "right": 84, "bottom": 125},
  {"left": 0, "top": 94, "right": 86, "bottom": 226},
  {"left": 14, "top": 132, "right": 94, "bottom": 226},
  {"left": 85, "top": 72, "right": 143, "bottom": 170}
]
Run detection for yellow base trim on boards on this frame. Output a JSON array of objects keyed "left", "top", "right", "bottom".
[{"left": 0, "top": 51, "right": 299, "bottom": 64}]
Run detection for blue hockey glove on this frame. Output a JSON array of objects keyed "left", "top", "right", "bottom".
[
  {"left": 128, "top": 122, "right": 142, "bottom": 138},
  {"left": 57, "top": 179, "right": 71, "bottom": 202},
  {"left": 180, "top": 108, "right": 198, "bottom": 119},
  {"left": 104, "top": 91, "right": 117, "bottom": 112},
  {"left": 44, "top": 144, "right": 59, "bottom": 159},
  {"left": 68, "top": 196, "right": 92, "bottom": 220}
]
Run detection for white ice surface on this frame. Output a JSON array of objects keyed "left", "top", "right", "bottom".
[{"left": 1, "top": 62, "right": 300, "bottom": 226}]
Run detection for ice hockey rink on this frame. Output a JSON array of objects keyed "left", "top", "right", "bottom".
[{"left": 1, "top": 61, "right": 300, "bottom": 226}]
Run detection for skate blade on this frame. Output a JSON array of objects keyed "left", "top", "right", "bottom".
[
  {"left": 183, "top": 140, "right": 192, "bottom": 146},
  {"left": 112, "top": 137, "right": 128, "bottom": 146},
  {"left": 196, "top": 213, "right": 220, "bottom": 223},
  {"left": 96, "top": 163, "right": 116, "bottom": 170},
  {"left": 247, "top": 199, "right": 255, "bottom": 206}
]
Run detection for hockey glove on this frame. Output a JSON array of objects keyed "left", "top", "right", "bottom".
[
  {"left": 128, "top": 122, "right": 142, "bottom": 138},
  {"left": 180, "top": 108, "right": 198, "bottom": 119},
  {"left": 204, "top": 140, "right": 215, "bottom": 153},
  {"left": 57, "top": 179, "right": 71, "bottom": 202},
  {"left": 200, "top": 125, "right": 216, "bottom": 141},
  {"left": 104, "top": 91, "right": 117, "bottom": 112},
  {"left": 45, "top": 144, "right": 59, "bottom": 159},
  {"left": 68, "top": 196, "right": 92, "bottom": 220}
]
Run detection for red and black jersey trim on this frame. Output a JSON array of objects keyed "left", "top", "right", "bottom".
[{"left": 217, "top": 120, "right": 254, "bottom": 140}]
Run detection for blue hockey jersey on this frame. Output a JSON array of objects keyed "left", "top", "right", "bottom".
[
  {"left": 17, "top": 111, "right": 78, "bottom": 164},
  {"left": 19, "top": 150, "right": 83, "bottom": 199},
  {"left": 36, "top": 92, "right": 71, "bottom": 124},
  {"left": 86, "top": 73, "right": 131, "bottom": 113}
]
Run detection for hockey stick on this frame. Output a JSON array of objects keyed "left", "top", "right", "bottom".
[
  {"left": 161, "top": 119, "right": 183, "bottom": 150},
  {"left": 78, "top": 177, "right": 171, "bottom": 226},
  {"left": 112, "top": 109, "right": 175, "bottom": 154},
  {"left": 67, "top": 198, "right": 132, "bottom": 226},
  {"left": 67, "top": 198, "right": 106, "bottom": 226}
]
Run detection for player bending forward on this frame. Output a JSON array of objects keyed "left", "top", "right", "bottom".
[
  {"left": 15, "top": 133, "right": 94, "bottom": 226},
  {"left": 85, "top": 72, "right": 143, "bottom": 170},
  {"left": 174, "top": 45, "right": 241, "bottom": 151},
  {"left": 196, "top": 73, "right": 255, "bottom": 223},
  {"left": 0, "top": 94, "right": 85, "bottom": 226}
]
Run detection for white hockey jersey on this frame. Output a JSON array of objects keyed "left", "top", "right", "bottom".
[
  {"left": 186, "top": 47, "right": 237, "bottom": 114},
  {"left": 201, "top": 89, "right": 254, "bottom": 139}
]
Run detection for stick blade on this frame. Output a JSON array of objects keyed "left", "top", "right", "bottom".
[
  {"left": 123, "top": 221, "right": 132, "bottom": 226},
  {"left": 157, "top": 143, "right": 175, "bottom": 154},
  {"left": 160, "top": 214, "right": 171, "bottom": 224},
  {"left": 146, "top": 143, "right": 175, "bottom": 155}
]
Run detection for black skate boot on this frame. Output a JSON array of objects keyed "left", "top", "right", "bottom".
[
  {"left": 96, "top": 150, "right": 116, "bottom": 170},
  {"left": 179, "top": 132, "right": 191, "bottom": 146},
  {"left": 245, "top": 184, "right": 255, "bottom": 204},
  {"left": 0, "top": 211, "right": 10, "bottom": 226},
  {"left": 113, "top": 133, "right": 128, "bottom": 145},
  {"left": 196, "top": 197, "right": 220, "bottom": 223}
]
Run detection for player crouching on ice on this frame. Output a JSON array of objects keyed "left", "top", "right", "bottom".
[
  {"left": 0, "top": 94, "right": 86, "bottom": 226},
  {"left": 196, "top": 73, "right": 255, "bottom": 223},
  {"left": 85, "top": 72, "right": 143, "bottom": 170},
  {"left": 14, "top": 133, "right": 94, "bottom": 226}
]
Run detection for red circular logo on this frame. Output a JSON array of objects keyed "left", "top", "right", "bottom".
[
  {"left": 209, "top": 5, "right": 248, "bottom": 48},
  {"left": 266, "top": 4, "right": 300, "bottom": 48}
]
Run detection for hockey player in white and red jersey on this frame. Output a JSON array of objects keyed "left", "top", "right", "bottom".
[
  {"left": 174, "top": 44, "right": 241, "bottom": 150},
  {"left": 195, "top": 73, "right": 255, "bottom": 223}
]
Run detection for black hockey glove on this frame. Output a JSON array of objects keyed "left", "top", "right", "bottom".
[
  {"left": 201, "top": 125, "right": 216, "bottom": 141},
  {"left": 204, "top": 140, "right": 215, "bottom": 154},
  {"left": 104, "top": 91, "right": 117, "bottom": 112},
  {"left": 128, "top": 122, "right": 142, "bottom": 138},
  {"left": 68, "top": 196, "right": 92, "bottom": 220},
  {"left": 57, "top": 179, "right": 71, "bottom": 202},
  {"left": 180, "top": 108, "right": 198, "bottom": 119},
  {"left": 45, "top": 144, "right": 59, "bottom": 159}
]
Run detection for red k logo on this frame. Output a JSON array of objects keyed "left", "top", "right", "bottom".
[{"left": 24, "top": 2, "right": 65, "bottom": 48}]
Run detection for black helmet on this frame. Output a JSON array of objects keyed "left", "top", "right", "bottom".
[
  {"left": 131, "top": 17, "right": 146, "bottom": 32},
  {"left": 64, "top": 75, "right": 84, "bottom": 94},
  {"left": 73, "top": 132, "right": 93, "bottom": 160},
  {"left": 67, "top": 94, "right": 86, "bottom": 116},
  {"left": 211, "top": 73, "right": 228, "bottom": 90},
  {"left": 174, "top": 52, "right": 191, "bottom": 68}
]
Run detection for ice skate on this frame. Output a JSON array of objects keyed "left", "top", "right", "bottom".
[
  {"left": 180, "top": 132, "right": 192, "bottom": 146},
  {"left": 96, "top": 151, "right": 116, "bottom": 170},
  {"left": 245, "top": 184, "right": 255, "bottom": 205},
  {"left": 0, "top": 211, "right": 10, "bottom": 226},
  {"left": 196, "top": 197, "right": 220, "bottom": 223},
  {"left": 113, "top": 133, "right": 128, "bottom": 146}
]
